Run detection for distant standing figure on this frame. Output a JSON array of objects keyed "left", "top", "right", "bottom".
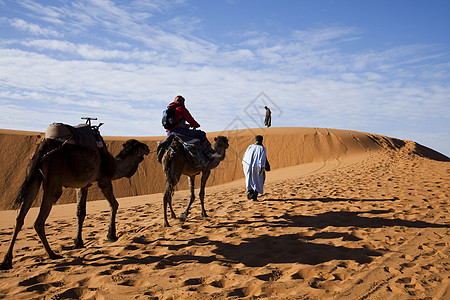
[
  {"left": 242, "top": 135, "right": 270, "bottom": 201},
  {"left": 264, "top": 106, "right": 271, "bottom": 127}
]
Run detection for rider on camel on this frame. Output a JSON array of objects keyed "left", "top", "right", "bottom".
[
  {"left": 166, "top": 95, "right": 203, "bottom": 139},
  {"left": 157, "top": 95, "right": 220, "bottom": 163}
]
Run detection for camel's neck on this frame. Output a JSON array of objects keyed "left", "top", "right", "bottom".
[
  {"left": 112, "top": 156, "right": 141, "bottom": 180},
  {"left": 209, "top": 146, "right": 227, "bottom": 169}
]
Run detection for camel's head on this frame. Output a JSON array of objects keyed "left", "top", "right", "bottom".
[
  {"left": 118, "top": 139, "right": 150, "bottom": 159},
  {"left": 117, "top": 139, "right": 150, "bottom": 177},
  {"left": 213, "top": 136, "right": 229, "bottom": 153}
]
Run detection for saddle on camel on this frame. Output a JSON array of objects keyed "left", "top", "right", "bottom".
[
  {"left": 45, "top": 119, "right": 104, "bottom": 150},
  {"left": 1, "top": 118, "right": 150, "bottom": 269},
  {"left": 157, "top": 133, "right": 214, "bottom": 167}
]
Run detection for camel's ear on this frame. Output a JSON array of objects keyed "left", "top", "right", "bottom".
[
  {"left": 214, "top": 137, "right": 217, "bottom": 141},
  {"left": 123, "top": 142, "right": 127, "bottom": 147}
]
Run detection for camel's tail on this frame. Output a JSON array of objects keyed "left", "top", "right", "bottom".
[{"left": 12, "top": 144, "right": 45, "bottom": 209}]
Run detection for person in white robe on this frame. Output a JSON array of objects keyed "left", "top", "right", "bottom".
[{"left": 242, "top": 135, "right": 270, "bottom": 201}]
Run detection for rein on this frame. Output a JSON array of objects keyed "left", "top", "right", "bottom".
[{"left": 227, "top": 144, "right": 251, "bottom": 166}]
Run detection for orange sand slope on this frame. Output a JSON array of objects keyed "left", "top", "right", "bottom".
[
  {"left": 0, "top": 127, "right": 447, "bottom": 210},
  {"left": 0, "top": 127, "right": 449, "bottom": 299}
]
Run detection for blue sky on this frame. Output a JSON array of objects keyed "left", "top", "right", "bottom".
[{"left": 0, "top": 0, "right": 449, "bottom": 155}]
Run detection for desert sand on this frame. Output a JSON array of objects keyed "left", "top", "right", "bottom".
[{"left": 0, "top": 127, "right": 449, "bottom": 299}]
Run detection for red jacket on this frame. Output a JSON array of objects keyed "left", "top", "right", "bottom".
[{"left": 167, "top": 102, "right": 200, "bottom": 131}]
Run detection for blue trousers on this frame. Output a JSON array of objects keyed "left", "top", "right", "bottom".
[
  {"left": 167, "top": 127, "right": 207, "bottom": 140},
  {"left": 167, "top": 127, "right": 212, "bottom": 151}
]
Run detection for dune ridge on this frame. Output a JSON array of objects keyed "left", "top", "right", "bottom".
[{"left": 0, "top": 127, "right": 447, "bottom": 210}]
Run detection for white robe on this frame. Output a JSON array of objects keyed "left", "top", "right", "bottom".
[{"left": 242, "top": 144, "right": 266, "bottom": 194}]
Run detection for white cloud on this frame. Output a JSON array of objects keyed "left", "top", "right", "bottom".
[
  {"left": 166, "top": 15, "right": 202, "bottom": 34},
  {"left": 22, "top": 39, "right": 73, "bottom": 52},
  {"left": 18, "top": 1, "right": 64, "bottom": 25},
  {"left": 291, "top": 27, "right": 362, "bottom": 47},
  {"left": 11, "top": 0, "right": 217, "bottom": 65},
  {"left": 9, "top": 18, "right": 62, "bottom": 37}
]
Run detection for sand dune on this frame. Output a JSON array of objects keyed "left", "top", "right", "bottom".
[
  {"left": 0, "top": 127, "right": 449, "bottom": 299},
  {"left": 1, "top": 127, "right": 445, "bottom": 210}
]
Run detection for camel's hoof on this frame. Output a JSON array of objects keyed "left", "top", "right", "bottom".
[
  {"left": 179, "top": 213, "right": 187, "bottom": 222},
  {"left": 0, "top": 261, "right": 12, "bottom": 270},
  {"left": 73, "top": 239, "right": 85, "bottom": 249},
  {"left": 73, "top": 243, "right": 84, "bottom": 249},
  {"left": 107, "top": 235, "right": 118, "bottom": 242},
  {"left": 49, "top": 253, "right": 63, "bottom": 260},
  {"left": 201, "top": 213, "right": 208, "bottom": 218}
]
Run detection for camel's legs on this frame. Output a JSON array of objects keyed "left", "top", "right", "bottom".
[
  {"left": 163, "top": 178, "right": 178, "bottom": 227},
  {"left": 199, "top": 170, "right": 211, "bottom": 217},
  {"left": 183, "top": 175, "right": 197, "bottom": 217},
  {"left": 0, "top": 181, "right": 39, "bottom": 269},
  {"left": 99, "top": 180, "right": 119, "bottom": 242},
  {"left": 163, "top": 159, "right": 183, "bottom": 227},
  {"left": 167, "top": 188, "right": 176, "bottom": 220},
  {"left": 34, "top": 188, "right": 63, "bottom": 259},
  {"left": 163, "top": 184, "right": 173, "bottom": 227},
  {"left": 74, "top": 187, "right": 88, "bottom": 248}
]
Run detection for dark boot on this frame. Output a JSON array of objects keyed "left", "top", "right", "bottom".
[
  {"left": 157, "top": 142, "right": 166, "bottom": 163},
  {"left": 157, "top": 135, "right": 174, "bottom": 163}
]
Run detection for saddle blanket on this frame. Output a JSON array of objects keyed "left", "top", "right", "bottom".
[
  {"left": 45, "top": 123, "right": 99, "bottom": 150},
  {"left": 171, "top": 134, "right": 210, "bottom": 167}
]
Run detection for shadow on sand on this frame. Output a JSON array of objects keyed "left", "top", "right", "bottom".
[
  {"left": 37, "top": 197, "right": 448, "bottom": 271},
  {"left": 47, "top": 233, "right": 381, "bottom": 271}
]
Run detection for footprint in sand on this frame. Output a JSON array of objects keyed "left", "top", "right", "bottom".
[
  {"left": 255, "top": 269, "right": 282, "bottom": 282},
  {"left": 291, "top": 268, "right": 316, "bottom": 280},
  {"left": 184, "top": 277, "right": 204, "bottom": 286},
  {"left": 53, "top": 287, "right": 91, "bottom": 299},
  {"left": 308, "top": 277, "right": 327, "bottom": 289},
  {"left": 24, "top": 283, "right": 55, "bottom": 293},
  {"left": 396, "top": 277, "right": 413, "bottom": 284},
  {"left": 122, "top": 268, "right": 141, "bottom": 275},
  {"left": 54, "top": 266, "right": 70, "bottom": 272},
  {"left": 209, "top": 277, "right": 228, "bottom": 288},
  {"left": 399, "top": 262, "right": 417, "bottom": 270},
  {"left": 117, "top": 279, "right": 135, "bottom": 286},
  {"left": 19, "top": 272, "right": 65, "bottom": 293},
  {"left": 124, "top": 244, "right": 139, "bottom": 250},
  {"left": 19, "top": 272, "right": 49, "bottom": 286},
  {"left": 98, "top": 269, "right": 113, "bottom": 276},
  {"left": 110, "top": 273, "right": 134, "bottom": 286},
  {"left": 154, "top": 259, "right": 175, "bottom": 269},
  {"left": 228, "top": 287, "right": 248, "bottom": 298}
]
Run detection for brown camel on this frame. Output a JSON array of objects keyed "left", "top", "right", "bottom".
[
  {"left": 0, "top": 138, "right": 149, "bottom": 269},
  {"left": 162, "top": 135, "right": 229, "bottom": 227}
]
